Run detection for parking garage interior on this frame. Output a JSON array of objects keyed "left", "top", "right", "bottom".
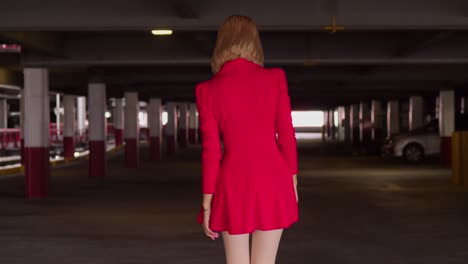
[{"left": 1, "top": 1, "right": 468, "bottom": 263}]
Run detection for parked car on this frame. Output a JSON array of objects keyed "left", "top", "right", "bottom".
[{"left": 382, "top": 120, "right": 440, "bottom": 163}]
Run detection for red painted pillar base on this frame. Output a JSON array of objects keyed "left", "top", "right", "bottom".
[
  {"left": 166, "top": 135, "right": 176, "bottom": 155},
  {"left": 330, "top": 126, "right": 337, "bottom": 140},
  {"left": 89, "top": 140, "right": 106, "bottom": 178},
  {"left": 20, "top": 139, "right": 24, "bottom": 165},
  {"left": 178, "top": 129, "right": 187, "bottom": 148},
  {"left": 25, "top": 147, "right": 50, "bottom": 199},
  {"left": 115, "top": 129, "right": 123, "bottom": 147},
  {"left": 372, "top": 128, "right": 384, "bottom": 143},
  {"left": 363, "top": 129, "right": 372, "bottom": 143},
  {"left": 440, "top": 136, "right": 452, "bottom": 167},
  {"left": 63, "top": 136, "right": 74, "bottom": 159},
  {"left": 352, "top": 128, "right": 360, "bottom": 147},
  {"left": 189, "top": 129, "right": 197, "bottom": 144},
  {"left": 149, "top": 136, "right": 161, "bottom": 161},
  {"left": 125, "top": 138, "right": 139, "bottom": 168}
]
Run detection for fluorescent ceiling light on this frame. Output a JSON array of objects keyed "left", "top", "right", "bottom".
[{"left": 151, "top": 29, "right": 173, "bottom": 35}]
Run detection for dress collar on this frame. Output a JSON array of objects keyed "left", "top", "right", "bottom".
[{"left": 217, "top": 58, "right": 262, "bottom": 74}]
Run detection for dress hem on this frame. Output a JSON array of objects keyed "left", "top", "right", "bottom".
[{"left": 208, "top": 217, "right": 299, "bottom": 235}]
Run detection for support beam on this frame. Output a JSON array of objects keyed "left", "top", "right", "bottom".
[
  {"left": 371, "top": 100, "right": 384, "bottom": 142},
  {"left": 337, "top": 106, "right": 346, "bottom": 141},
  {"left": 113, "top": 98, "right": 124, "bottom": 147},
  {"left": 359, "top": 101, "right": 371, "bottom": 145},
  {"left": 0, "top": 99, "right": 8, "bottom": 128},
  {"left": 327, "top": 109, "right": 336, "bottom": 140},
  {"left": 20, "top": 90, "right": 25, "bottom": 164},
  {"left": 439, "top": 90, "right": 455, "bottom": 167},
  {"left": 76, "top": 96, "right": 86, "bottom": 144},
  {"left": 323, "top": 111, "right": 329, "bottom": 140},
  {"left": 24, "top": 68, "right": 50, "bottom": 199},
  {"left": 124, "top": 92, "right": 139, "bottom": 168},
  {"left": 387, "top": 100, "right": 400, "bottom": 137},
  {"left": 350, "top": 104, "right": 359, "bottom": 146},
  {"left": 188, "top": 103, "right": 198, "bottom": 144},
  {"left": 88, "top": 83, "right": 107, "bottom": 178},
  {"left": 178, "top": 102, "right": 189, "bottom": 148},
  {"left": 165, "top": 102, "right": 177, "bottom": 155},
  {"left": 409, "top": 96, "right": 424, "bottom": 131},
  {"left": 63, "top": 95, "right": 75, "bottom": 159},
  {"left": 148, "top": 98, "right": 163, "bottom": 161}
]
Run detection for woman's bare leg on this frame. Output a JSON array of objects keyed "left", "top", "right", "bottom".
[
  {"left": 221, "top": 231, "right": 250, "bottom": 264},
  {"left": 251, "top": 229, "right": 283, "bottom": 264}
]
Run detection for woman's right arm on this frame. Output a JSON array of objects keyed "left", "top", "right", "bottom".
[{"left": 273, "top": 68, "right": 298, "bottom": 178}]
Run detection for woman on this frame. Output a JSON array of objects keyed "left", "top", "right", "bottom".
[{"left": 196, "top": 15, "right": 299, "bottom": 264}]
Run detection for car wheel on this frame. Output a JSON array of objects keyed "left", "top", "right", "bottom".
[{"left": 403, "top": 143, "right": 424, "bottom": 163}]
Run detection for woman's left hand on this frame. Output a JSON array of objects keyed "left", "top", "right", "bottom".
[{"left": 202, "top": 207, "right": 219, "bottom": 240}]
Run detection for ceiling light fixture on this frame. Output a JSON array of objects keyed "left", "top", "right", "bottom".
[{"left": 151, "top": 29, "right": 173, "bottom": 36}]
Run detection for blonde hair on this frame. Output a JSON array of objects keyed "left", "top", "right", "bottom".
[{"left": 211, "top": 15, "right": 264, "bottom": 74}]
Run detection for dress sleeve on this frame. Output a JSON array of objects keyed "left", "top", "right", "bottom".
[
  {"left": 273, "top": 68, "right": 298, "bottom": 176},
  {"left": 195, "top": 82, "right": 222, "bottom": 194}
]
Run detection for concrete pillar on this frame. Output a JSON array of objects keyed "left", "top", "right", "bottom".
[
  {"left": 328, "top": 109, "right": 336, "bottom": 140},
  {"left": 63, "top": 95, "right": 75, "bottom": 159},
  {"left": 371, "top": 100, "right": 384, "bottom": 142},
  {"left": 178, "top": 103, "right": 189, "bottom": 148},
  {"left": 113, "top": 98, "right": 124, "bottom": 147},
  {"left": 54, "top": 94, "right": 61, "bottom": 138},
  {"left": 165, "top": 102, "right": 177, "bottom": 155},
  {"left": 400, "top": 101, "right": 410, "bottom": 132},
  {"left": 359, "top": 101, "right": 371, "bottom": 144},
  {"left": 439, "top": 90, "right": 455, "bottom": 167},
  {"left": 409, "top": 96, "right": 424, "bottom": 131},
  {"left": 387, "top": 100, "right": 400, "bottom": 137},
  {"left": 350, "top": 104, "right": 360, "bottom": 145},
  {"left": 337, "top": 106, "right": 346, "bottom": 141},
  {"left": 323, "top": 111, "right": 329, "bottom": 140},
  {"left": 20, "top": 90, "right": 25, "bottom": 164},
  {"left": 124, "top": 92, "right": 139, "bottom": 168},
  {"left": 188, "top": 103, "right": 198, "bottom": 144},
  {"left": 76, "top": 96, "right": 86, "bottom": 144},
  {"left": 23, "top": 68, "right": 50, "bottom": 199},
  {"left": 88, "top": 83, "right": 107, "bottom": 178},
  {"left": 0, "top": 99, "right": 8, "bottom": 128},
  {"left": 343, "top": 106, "right": 351, "bottom": 142},
  {"left": 148, "top": 98, "right": 163, "bottom": 161},
  {"left": 461, "top": 96, "right": 466, "bottom": 114}
]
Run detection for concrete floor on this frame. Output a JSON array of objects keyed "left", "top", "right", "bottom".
[{"left": 1, "top": 137, "right": 467, "bottom": 264}]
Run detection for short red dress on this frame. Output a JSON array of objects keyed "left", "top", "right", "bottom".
[{"left": 196, "top": 58, "right": 299, "bottom": 235}]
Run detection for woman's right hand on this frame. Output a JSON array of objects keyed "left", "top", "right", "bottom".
[
  {"left": 294, "top": 186, "right": 298, "bottom": 203},
  {"left": 293, "top": 174, "right": 298, "bottom": 203},
  {"left": 202, "top": 207, "right": 219, "bottom": 240}
]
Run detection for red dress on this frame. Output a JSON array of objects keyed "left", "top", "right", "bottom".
[{"left": 196, "top": 58, "right": 299, "bottom": 235}]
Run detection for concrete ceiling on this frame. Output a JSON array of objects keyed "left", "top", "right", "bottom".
[{"left": 1, "top": 0, "right": 468, "bottom": 109}]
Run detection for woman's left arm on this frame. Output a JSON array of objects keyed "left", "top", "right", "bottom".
[{"left": 195, "top": 82, "right": 222, "bottom": 197}]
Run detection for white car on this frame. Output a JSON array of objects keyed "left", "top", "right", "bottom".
[{"left": 383, "top": 120, "right": 440, "bottom": 162}]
